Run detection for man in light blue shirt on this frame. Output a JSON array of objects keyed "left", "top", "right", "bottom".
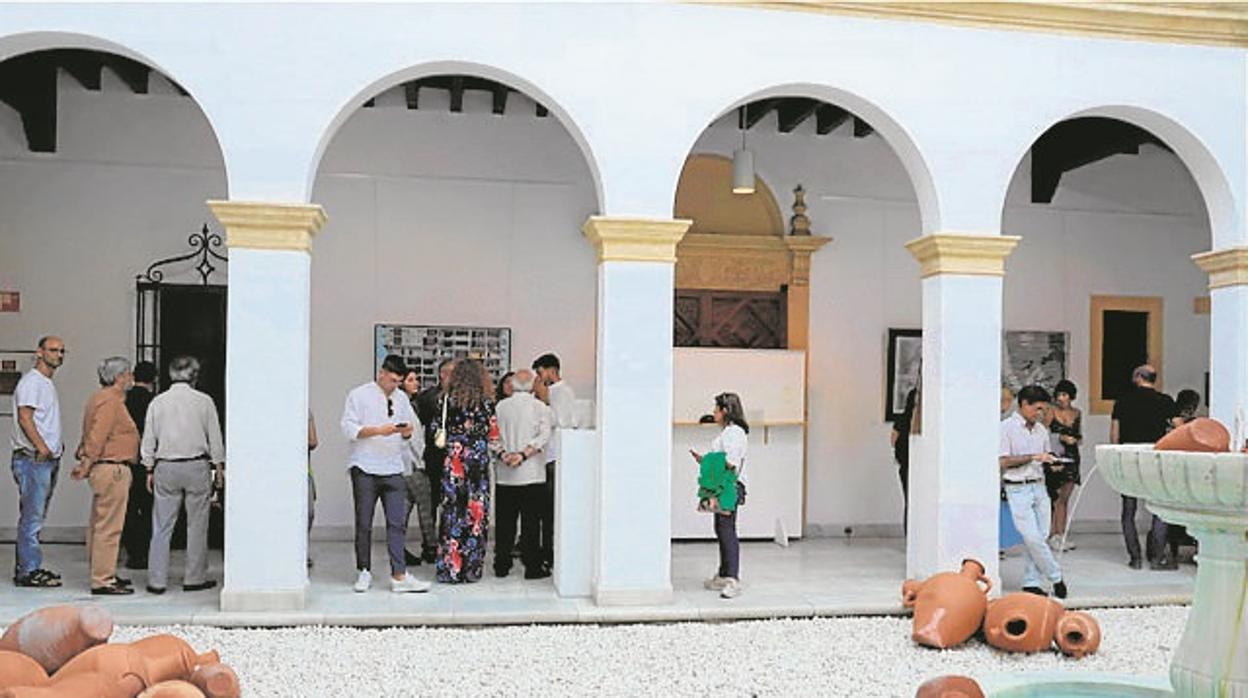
[{"left": 340, "top": 354, "right": 429, "bottom": 594}]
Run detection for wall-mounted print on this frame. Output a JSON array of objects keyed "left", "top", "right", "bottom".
[
  {"left": 885, "top": 328, "right": 922, "bottom": 422},
  {"left": 1002, "top": 331, "right": 1068, "bottom": 394},
  {"left": 374, "top": 324, "right": 512, "bottom": 389},
  {"left": 0, "top": 350, "right": 36, "bottom": 415}
]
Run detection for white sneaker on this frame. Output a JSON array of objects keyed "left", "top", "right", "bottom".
[
  {"left": 391, "top": 573, "right": 432, "bottom": 594},
  {"left": 353, "top": 568, "right": 372, "bottom": 593},
  {"left": 704, "top": 575, "right": 729, "bottom": 591},
  {"left": 719, "top": 578, "right": 741, "bottom": 599}
]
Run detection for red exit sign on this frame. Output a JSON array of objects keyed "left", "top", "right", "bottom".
[{"left": 0, "top": 291, "right": 18, "bottom": 313}]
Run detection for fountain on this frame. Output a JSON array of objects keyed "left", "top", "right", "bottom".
[{"left": 971, "top": 444, "right": 1246, "bottom": 697}]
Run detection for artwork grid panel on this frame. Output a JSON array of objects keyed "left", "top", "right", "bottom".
[{"left": 375, "top": 324, "right": 512, "bottom": 386}]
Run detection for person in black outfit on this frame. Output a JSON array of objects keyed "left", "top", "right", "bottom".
[
  {"left": 1111, "top": 364, "right": 1177, "bottom": 570},
  {"left": 121, "top": 360, "right": 157, "bottom": 570},
  {"left": 890, "top": 388, "right": 918, "bottom": 534},
  {"left": 414, "top": 358, "right": 455, "bottom": 564}
]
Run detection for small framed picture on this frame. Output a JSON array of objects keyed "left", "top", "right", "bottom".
[{"left": 885, "top": 329, "right": 922, "bottom": 423}]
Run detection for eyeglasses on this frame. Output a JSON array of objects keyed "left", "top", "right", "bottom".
[
  {"left": 387, "top": 398, "right": 394, "bottom": 418},
  {"left": 45, "top": 347, "right": 66, "bottom": 354}
]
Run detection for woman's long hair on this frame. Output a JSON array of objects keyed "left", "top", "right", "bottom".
[
  {"left": 496, "top": 371, "right": 515, "bottom": 402},
  {"left": 448, "top": 359, "right": 489, "bottom": 410},
  {"left": 715, "top": 392, "right": 750, "bottom": 434}
]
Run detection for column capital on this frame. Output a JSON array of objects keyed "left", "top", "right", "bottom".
[
  {"left": 782, "top": 235, "right": 833, "bottom": 286},
  {"left": 1192, "top": 246, "right": 1248, "bottom": 289},
  {"left": 904, "top": 233, "right": 1020, "bottom": 278},
  {"left": 582, "top": 216, "right": 692, "bottom": 264},
  {"left": 207, "top": 200, "right": 327, "bottom": 252}
]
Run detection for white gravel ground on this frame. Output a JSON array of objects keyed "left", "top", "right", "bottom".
[{"left": 108, "top": 606, "right": 1186, "bottom": 697}]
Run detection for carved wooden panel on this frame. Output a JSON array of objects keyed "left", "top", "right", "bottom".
[{"left": 674, "top": 290, "right": 787, "bottom": 349}]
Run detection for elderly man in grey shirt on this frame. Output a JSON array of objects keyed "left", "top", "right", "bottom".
[
  {"left": 493, "top": 369, "right": 552, "bottom": 579},
  {"left": 140, "top": 356, "right": 224, "bottom": 594}
]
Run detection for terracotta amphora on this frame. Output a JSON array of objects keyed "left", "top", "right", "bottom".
[
  {"left": 0, "top": 671, "right": 138, "bottom": 698},
  {"left": 189, "top": 663, "right": 239, "bottom": 698},
  {"left": 1155, "top": 417, "right": 1230, "bottom": 452},
  {"left": 51, "top": 643, "right": 150, "bottom": 693},
  {"left": 914, "top": 675, "right": 985, "bottom": 698},
  {"left": 0, "top": 650, "right": 50, "bottom": 689},
  {"left": 902, "top": 559, "right": 992, "bottom": 649},
  {"left": 0, "top": 605, "right": 113, "bottom": 674},
  {"left": 1054, "top": 610, "right": 1101, "bottom": 658},
  {"left": 137, "top": 681, "right": 205, "bottom": 698},
  {"left": 982, "top": 592, "right": 1065, "bottom": 653},
  {"left": 128, "top": 635, "right": 219, "bottom": 684}
]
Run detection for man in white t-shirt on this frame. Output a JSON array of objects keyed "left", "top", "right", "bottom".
[
  {"left": 999, "top": 384, "right": 1067, "bottom": 599},
  {"left": 533, "top": 352, "right": 574, "bottom": 571},
  {"left": 9, "top": 336, "right": 66, "bottom": 587}
]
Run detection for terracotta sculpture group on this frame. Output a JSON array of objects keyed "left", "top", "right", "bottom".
[
  {"left": 0, "top": 605, "right": 238, "bottom": 697},
  {"left": 902, "top": 558, "right": 1101, "bottom": 657}
]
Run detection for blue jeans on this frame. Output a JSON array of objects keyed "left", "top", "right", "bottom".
[
  {"left": 1004, "top": 481, "right": 1062, "bottom": 589},
  {"left": 11, "top": 451, "right": 60, "bottom": 577}
]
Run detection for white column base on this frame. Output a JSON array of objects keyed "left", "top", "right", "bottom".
[
  {"left": 220, "top": 585, "right": 307, "bottom": 613},
  {"left": 555, "top": 429, "right": 597, "bottom": 597},
  {"left": 594, "top": 585, "right": 674, "bottom": 606}
]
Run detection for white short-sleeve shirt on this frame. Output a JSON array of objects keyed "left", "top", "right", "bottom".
[
  {"left": 711, "top": 423, "right": 749, "bottom": 484},
  {"left": 10, "top": 369, "right": 62, "bottom": 457},
  {"left": 999, "top": 411, "right": 1048, "bottom": 483}
]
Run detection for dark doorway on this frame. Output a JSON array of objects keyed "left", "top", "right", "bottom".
[
  {"left": 1101, "top": 309, "right": 1149, "bottom": 402},
  {"left": 157, "top": 285, "right": 227, "bottom": 426}
]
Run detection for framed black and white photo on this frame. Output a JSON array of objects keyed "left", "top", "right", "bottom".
[
  {"left": 885, "top": 328, "right": 922, "bottom": 422},
  {"left": 1002, "top": 330, "right": 1068, "bottom": 393}
]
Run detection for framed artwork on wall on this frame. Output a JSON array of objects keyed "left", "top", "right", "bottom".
[
  {"left": 885, "top": 328, "right": 922, "bottom": 422},
  {"left": 374, "top": 324, "right": 512, "bottom": 390},
  {"left": 0, "top": 349, "right": 36, "bottom": 416},
  {"left": 882, "top": 329, "right": 1070, "bottom": 422},
  {"left": 1002, "top": 331, "right": 1069, "bottom": 394}
]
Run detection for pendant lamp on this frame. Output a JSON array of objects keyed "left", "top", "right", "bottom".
[{"left": 732, "top": 105, "right": 755, "bottom": 195}]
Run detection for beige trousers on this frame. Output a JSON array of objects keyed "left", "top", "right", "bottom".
[{"left": 87, "top": 462, "right": 132, "bottom": 587}]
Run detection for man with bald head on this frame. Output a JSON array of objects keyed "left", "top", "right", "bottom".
[
  {"left": 10, "top": 336, "right": 66, "bottom": 587},
  {"left": 1111, "top": 364, "right": 1177, "bottom": 570},
  {"left": 493, "top": 368, "right": 552, "bottom": 579}
]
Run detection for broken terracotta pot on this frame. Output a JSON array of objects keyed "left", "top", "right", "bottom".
[
  {"left": 902, "top": 558, "right": 992, "bottom": 649},
  {"left": 136, "top": 681, "right": 206, "bottom": 698},
  {"left": 983, "top": 592, "right": 1065, "bottom": 653},
  {"left": 0, "top": 671, "right": 136, "bottom": 698},
  {"left": 0, "top": 605, "right": 113, "bottom": 674},
  {"left": 1054, "top": 610, "right": 1102, "bottom": 658},
  {"left": 50, "top": 643, "right": 149, "bottom": 694},
  {"left": 0, "top": 650, "right": 50, "bottom": 689},
  {"left": 128, "top": 634, "right": 220, "bottom": 683},
  {"left": 190, "top": 662, "right": 240, "bottom": 698},
  {"left": 914, "top": 674, "right": 985, "bottom": 698},
  {"left": 1156, "top": 417, "right": 1230, "bottom": 452}
]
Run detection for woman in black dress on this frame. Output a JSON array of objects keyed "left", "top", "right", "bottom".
[{"left": 1044, "top": 379, "right": 1082, "bottom": 552}]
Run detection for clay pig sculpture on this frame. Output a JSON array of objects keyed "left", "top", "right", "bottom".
[
  {"left": 137, "top": 681, "right": 206, "bottom": 698},
  {"left": 0, "top": 605, "right": 113, "bottom": 674},
  {"left": 0, "top": 671, "right": 138, "bottom": 698},
  {"left": 128, "top": 634, "right": 220, "bottom": 684},
  {"left": 982, "top": 592, "right": 1101, "bottom": 657},
  {"left": 0, "top": 651, "right": 50, "bottom": 690},
  {"left": 1155, "top": 417, "right": 1231, "bottom": 452},
  {"left": 914, "top": 675, "right": 986, "bottom": 698},
  {"left": 902, "top": 559, "right": 993, "bottom": 649}
]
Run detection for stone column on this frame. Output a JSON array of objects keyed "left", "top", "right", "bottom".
[
  {"left": 207, "top": 200, "right": 326, "bottom": 612},
  {"left": 1193, "top": 247, "right": 1248, "bottom": 440},
  {"left": 582, "top": 216, "right": 690, "bottom": 605},
  {"left": 904, "top": 233, "right": 1019, "bottom": 586}
]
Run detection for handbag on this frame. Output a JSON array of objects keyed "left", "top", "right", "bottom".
[{"left": 434, "top": 395, "right": 448, "bottom": 449}]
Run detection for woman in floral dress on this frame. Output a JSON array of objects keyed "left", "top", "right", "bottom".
[{"left": 436, "top": 359, "right": 499, "bottom": 584}]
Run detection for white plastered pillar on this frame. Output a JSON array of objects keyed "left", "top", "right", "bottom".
[
  {"left": 582, "top": 216, "right": 691, "bottom": 605},
  {"left": 1193, "top": 247, "right": 1248, "bottom": 439},
  {"left": 904, "top": 233, "right": 1020, "bottom": 588},
  {"left": 208, "top": 200, "right": 326, "bottom": 612}
]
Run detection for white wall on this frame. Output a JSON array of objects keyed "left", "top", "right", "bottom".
[
  {"left": 686, "top": 110, "right": 1210, "bottom": 534},
  {"left": 0, "top": 72, "right": 226, "bottom": 535},
  {"left": 307, "top": 86, "right": 599, "bottom": 531}
]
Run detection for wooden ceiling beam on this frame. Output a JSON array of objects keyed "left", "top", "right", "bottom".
[
  {"left": 1029, "top": 117, "right": 1163, "bottom": 203},
  {"left": 52, "top": 49, "right": 102, "bottom": 90},
  {"left": 815, "top": 104, "right": 849, "bottom": 135},
  {"left": 102, "top": 56, "right": 149, "bottom": 94},
  {"left": 536, "top": 103, "right": 549, "bottom": 118},
  {"left": 778, "top": 98, "right": 819, "bottom": 133},
  {"left": 745, "top": 99, "right": 781, "bottom": 129},
  {"left": 449, "top": 76, "right": 464, "bottom": 113},
  {"left": 491, "top": 85, "right": 508, "bottom": 115},
  {"left": 0, "top": 55, "right": 58, "bottom": 152},
  {"left": 852, "top": 116, "right": 873, "bottom": 138},
  {"left": 404, "top": 83, "right": 419, "bottom": 110}
]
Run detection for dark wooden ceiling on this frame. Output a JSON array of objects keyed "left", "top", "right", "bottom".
[
  {"left": 0, "top": 49, "right": 182, "bottom": 153},
  {"left": 0, "top": 55, "right": 1178, "bottom": 203},
  {"left": 364, "top": 75, "right": 549, "bottom": 118}
]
